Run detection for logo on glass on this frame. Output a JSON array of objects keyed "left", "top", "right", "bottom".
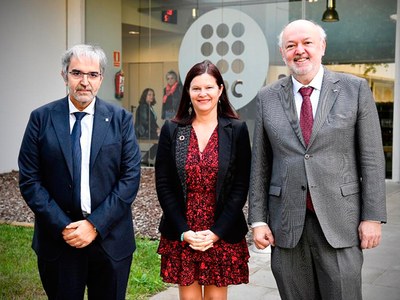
[{"left": 179, "top": 8, "right": 269, "bottom": 110}]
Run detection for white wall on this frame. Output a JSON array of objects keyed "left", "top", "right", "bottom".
[{"left": 0, "top": 0, "right": 67, "bottom": 172}]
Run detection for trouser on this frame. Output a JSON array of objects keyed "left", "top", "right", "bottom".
[
  {"left": 271, "top": 212, "right": 363, "bottom": 300},
  {"left": 38, "top": 242, "right": 132, "bottom": 300}
]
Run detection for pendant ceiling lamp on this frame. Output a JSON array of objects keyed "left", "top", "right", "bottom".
[{"left": 322, "top": 0, "right": 339, "bottom": 22}]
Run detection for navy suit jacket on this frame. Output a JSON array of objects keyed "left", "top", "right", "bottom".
[
  {"left": 155, "top": 117, "right": 251, "bottom": 243},
  {"left": 18, "top": 96, "right": 141, "bottom": 261}
]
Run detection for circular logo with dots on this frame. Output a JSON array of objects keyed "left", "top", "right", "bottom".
[{"left": 179, "top": 8, "right": 269, "bottom": 110}]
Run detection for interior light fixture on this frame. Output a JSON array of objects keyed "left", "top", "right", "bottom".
[
  {"left": 129, "top": 31, "right": 140, "bottom": 35},
  {"left": 322, "top": 0, "right": 339, "bottom": 22},
  {"left": 192, "top": 8, "right": 198, "bottom": 19}
]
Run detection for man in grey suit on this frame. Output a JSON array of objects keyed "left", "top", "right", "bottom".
[
  {"left": 19, "top": 44, "right": 141, "bottom": 299},
  {"left": 248, "top": 20, "right": 386, "bottom": 299}
]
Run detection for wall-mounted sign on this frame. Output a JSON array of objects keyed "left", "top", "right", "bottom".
[
  {"left": 113, "top": 51, "right": 121, "bottom": 67},
  {"left": 179, "top": 8, "right": 269, "bottom": 110}
]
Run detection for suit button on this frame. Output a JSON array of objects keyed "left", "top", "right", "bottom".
[
  {"left": 301, "top": 186, "right": 306, "bottom": 191},
  {"left": 305, "top": 154, "right": 310, "bottom": 159}
]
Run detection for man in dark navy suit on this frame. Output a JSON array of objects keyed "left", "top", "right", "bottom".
[{"left": 18, "top": 44, "right": 141, "bottom": 299}]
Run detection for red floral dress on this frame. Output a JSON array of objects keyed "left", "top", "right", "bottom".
[{"left": 157, "top": 127, "right": 249, "bottom": 287}]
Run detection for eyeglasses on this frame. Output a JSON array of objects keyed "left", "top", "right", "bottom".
[{"left": 68, "top": 70, "right": 102, "bottom": 80}]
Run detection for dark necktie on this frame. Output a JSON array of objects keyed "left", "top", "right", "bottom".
[
  {"left": 71, "top": 112, "right": 87, "bottom": 213},
  {"left": 299, "top": 86, "right": 314, "bottom": 145},
  {"left": 299, "top": 86, "right": 315, "bottom": 212}
]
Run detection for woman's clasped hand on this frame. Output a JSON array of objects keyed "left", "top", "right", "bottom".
[{"left": 182, "top": 230, "right": 219, "bottom": 252}]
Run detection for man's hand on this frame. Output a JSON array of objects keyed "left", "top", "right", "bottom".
[
  {"left": 358, "top": 220, "right": 382, "bottom": 249},
  {"left": 252, "top": 224, "right": 275, "bottom": 249},
  {"left": 62, "top": 220, "right": 98, "bottom": 248}
]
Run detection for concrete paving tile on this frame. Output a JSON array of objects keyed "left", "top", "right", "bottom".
[
  {"left": 362, "top": 283, "right": 400, "bottom": 300},
  {"left": 228, "top": 284, "right": 280, "bottom": 300},
  {"left": 363, "top": 246, "right": 400, "bottom": 270},
  {"left": 373, "top": 270, "right": 400, "bottom": 289},
  {"left": 249, "top": 268, "right": 278, "bottom": 290},
  {"left": 379, "top": 225, "right": 400, "bottom": 246},
  {"left": 362, "top": 266, "right": 386, "bottom": 284},
  {"left": 149, "top": 286, "right": 178, "bottom": 299}
]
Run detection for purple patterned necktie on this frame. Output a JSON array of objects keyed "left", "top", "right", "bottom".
[
  {"left": 299, "top": 86, "right": 315, "bottom": 212},
  {"left": 299, "top": 86, "right": 314, "bottom": 146}
]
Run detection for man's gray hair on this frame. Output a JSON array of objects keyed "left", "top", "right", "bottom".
[{"left": 61, "top": 44, "right": 107, "bottom": 80}]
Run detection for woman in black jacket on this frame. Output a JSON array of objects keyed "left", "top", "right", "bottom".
[
  {"left": 135, "top": 88, "right": 159, "bottom": 164},
  {"left": 135, "top": 88, "right": 160, "bottom": 140},
  {"left": 155, "top": 60, "right": 251, "bottom": 299}
]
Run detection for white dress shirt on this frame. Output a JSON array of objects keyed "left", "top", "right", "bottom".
[
  {"left": 292, "top": 65, "right": 324, "bottom": 119},
  {"left": 69, "top": 98, "right": 95, "bottom": 214}
]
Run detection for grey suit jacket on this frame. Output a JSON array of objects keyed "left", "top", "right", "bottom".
[{"left": 248, "top": 68, "right": 387, "bottom": 249}]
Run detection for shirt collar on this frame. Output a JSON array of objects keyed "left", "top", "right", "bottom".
[
  {"left": 292, "top": 65, "right": 324, "bottom": 92},
  {"left": 68, "top": 97, "right": 96, "bottom": 116}
]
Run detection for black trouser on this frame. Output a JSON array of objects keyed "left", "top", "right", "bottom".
[{"left": 38, "top": 242, "right": 132, "bottom": 300}]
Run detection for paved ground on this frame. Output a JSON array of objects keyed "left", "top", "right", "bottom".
[{"left": 150, "top": 181, "right": 400, "bottom": 300}]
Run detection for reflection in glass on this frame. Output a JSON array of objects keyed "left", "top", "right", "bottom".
[
  {"left": 232, "top": 59, "right": 244, "bottom": 74},
  {"left": 232, "top": 40, "right": 245, "bottom": 56},
  {"left": 217, "top": 41, "right": 229, "bottom": 56},
  {"left": 232, "top": 23, "right": 245, "bottom": 37},
  {"left": 224, "top": 80, "right": 229, "bottom": 92},
  {"left": 216, "top": 59, "right": 229, "bottom": 74},
  {"left": 201, "top": 42, "right": 213, "bottom": 56},
  {"left": 216, "top": 23, "right": 229, "bottom": 38},
  {"left": 201, "top": 24, "right": 214, "bottom": 39}
]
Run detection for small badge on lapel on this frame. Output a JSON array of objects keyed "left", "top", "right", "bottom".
[
  {"left": 178, "top": 135, "right": 185, "bottom": 141},
  {"left": 105, "top": 118, "right": 109, "bottom": 122}
]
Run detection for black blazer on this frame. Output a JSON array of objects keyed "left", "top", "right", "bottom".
[
  {"left": 135, "top": 103, "right": 159, "bottom": 139},
  {"left": 155, "top": 117, "right": 251, "bottom": 243},
  {"left": 18, "top": 97, "right": 142, "bottom": 261}
]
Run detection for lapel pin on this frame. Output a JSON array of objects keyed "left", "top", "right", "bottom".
[
  {"left": 105, "top": 118, "right": 109, "bottom": 122},
  {"left": 179, "top": 135, "right": 185, "bottom": 141}
]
